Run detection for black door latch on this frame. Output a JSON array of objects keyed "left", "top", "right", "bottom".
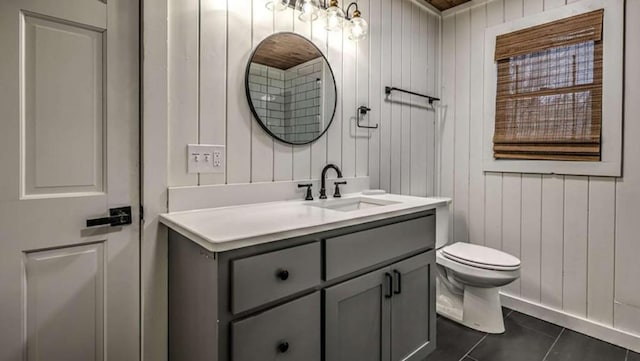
[{"left": 86, "top": 206, "right": 133, "bottom": 227}]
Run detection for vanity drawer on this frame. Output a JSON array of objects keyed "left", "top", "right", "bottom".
[
  {"left": 231, "top": 292, "right": 321, "bottom": 361},
  {"left": 325, "top": 215, "right": 435, "bottom": 280},
  {"left": 231, "top": 241, "right": 321, "bottom": 314}
]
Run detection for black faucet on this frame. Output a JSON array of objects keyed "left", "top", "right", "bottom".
[{"left": 320, "top": 164, "right": 343, "bottom": 199}]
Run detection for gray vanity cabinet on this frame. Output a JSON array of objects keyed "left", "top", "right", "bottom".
[
  {"left": 324, "top": 267, "right": 392, "bottom": 361},
  {"left": 324, "top": 251, "right": 435, "bottom": 361},
  {"left": 168, "top": 210, "right": 437, "bottom": 361}
]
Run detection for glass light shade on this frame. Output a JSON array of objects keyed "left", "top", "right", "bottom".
[
  {"left": 297, "top": 0, "right": 320, "bottom": 21},
  {"left": 266, "top": 0, "right": 288, "bottom": 11},
  {"left": 324, "top": 5, "right": 345, "bottom": 31},
  {"left": 348, "top": 16, "right": 368, "bottom": 41}
]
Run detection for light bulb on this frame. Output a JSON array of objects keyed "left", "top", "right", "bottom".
[
  {"left": 348, "top": 16, "right": 367, "bottom": 41},
  {"left": 297, "top": 0, "right": 319, "bottom": 21},
  {"left": 266, "top": 0, "right": 288, "bottom": 11},
  {"left": 324, "top": 5, "right": 345, "bottom": 31}
]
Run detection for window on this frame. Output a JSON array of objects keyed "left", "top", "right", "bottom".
[{"left": 493, "top": 9, "right": 604, "bottom": 161}]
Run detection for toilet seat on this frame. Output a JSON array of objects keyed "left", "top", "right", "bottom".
[{"left": 442, "top": 242, "right": 520, "bottom": 271}]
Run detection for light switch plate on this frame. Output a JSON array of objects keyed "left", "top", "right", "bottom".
[{"left": 187, "top": 144, "right": 225, "bottom": 174}]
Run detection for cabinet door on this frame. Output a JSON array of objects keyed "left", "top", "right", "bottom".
[
  {"left": 390, "top": 251, "right": 436, "bottom": 361},
  {"left": 324, "top": 267, "right": 392, "bottom": 361}
]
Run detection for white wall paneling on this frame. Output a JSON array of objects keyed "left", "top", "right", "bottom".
[
  {"left": 168, "top": 0, "right": 199, "bottom": 186},
  {"left": 399, "top": 0, "right": 412, "bottom": 194},
  {"left": 355, "top": 0, "right": 370, "bottom": 178},
  {"left": 251, "top": 0, "right": 276, "bottom": 183},
  {"left": 142, "top": 2, "right": 169, "bottom": 360},
  {"left": 200, "top": 0, "right": 228, "bottom": 185},
  {"left": 440, "top": 0, "right": 640, "bottom": 346},
  {"left": 467, "top": 3, "right": 486, "bottom": 247},
  {"left": 367, "top": 0, "right": 382, "bottom": 188},
  {"left": 165, "top": 0, "right": 440, "bottom": 191},
  {"left": 452, "top": 9, "right": 470, "bottom": 243},
  {"left": 311, "top": 19, "right": 329, "bottom": 180},
  {"left": 226, "top": 0, "right": 253, "bottom": 183},
  {"left": 614, "top": 0, "right": 640, "bottom": 336}
]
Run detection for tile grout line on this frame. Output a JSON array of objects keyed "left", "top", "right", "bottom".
[
  {"left": 458, "top": 334, "right": 488, "bottom": 361},
  {"left": 625, "top": 349, "right": 629, "bottom": 361},
  {"left": 542, "top": 328, "right": 565, "bottom": 361}
]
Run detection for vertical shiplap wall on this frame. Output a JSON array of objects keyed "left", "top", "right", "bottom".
[
  {"left": 440, "top": 0, "right": 640, "bottom": 336},
  {"left": 167, "top": 0, "right": 440, "bottom": 197}
]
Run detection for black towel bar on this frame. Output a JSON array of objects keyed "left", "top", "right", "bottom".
[{"left": 385, "top": 86, "right": 440, "bottom": 104}]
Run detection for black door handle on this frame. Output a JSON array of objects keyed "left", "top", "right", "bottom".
[
  {"left": 384, "top": 272, "right": 393, "bottom": 298},
  {"left": 393, "top": 270, "right": 402, "bottom": 294},
  {"left": 86, "top": 206, "right": 132, "bottom": 227}
]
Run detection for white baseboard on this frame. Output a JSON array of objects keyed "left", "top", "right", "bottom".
[
  {"left": 500, "top": 293, "right": 640, "bottom": 353},
  {"left": 168, "top": 176, "right": 371, "bottom": 212}
]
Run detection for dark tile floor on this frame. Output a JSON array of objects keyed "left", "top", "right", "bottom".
[{"left": 425, "top": 308, "right": 640, "bottom": 361}]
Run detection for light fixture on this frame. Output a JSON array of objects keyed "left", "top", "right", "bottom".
[
  {"left": 324, "top": 0, "right": 345, "bottom": 31},
  {"left": 265, "top": 0, "right": 288, "bottom": 11},
  {"left": 267, "top": 0, "right": 368, "bottom": 41},
  {"left": 297, "top": 0, "right": 320, "bottom": 22},
  {"left": 346, "top": 4, "right": 367, "bottom": 41}
]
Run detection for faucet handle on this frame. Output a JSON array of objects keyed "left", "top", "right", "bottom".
[
  {"left": 333, "top": 181, "right": 347, "bottom": 198},
  {"left": 297, "top": 183, "right": 314, "bottom": 201}
]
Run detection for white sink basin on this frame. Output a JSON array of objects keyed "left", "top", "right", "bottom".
[{"left": 310, "top": 197, "right": 400, "bottom": 212}]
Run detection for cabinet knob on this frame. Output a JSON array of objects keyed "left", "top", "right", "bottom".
[
  {"left": 277, "top": 341, "right": 290, "bottom": 353},
  {"left": 277, "top": 269, "right": 290, "bottom": 281}
]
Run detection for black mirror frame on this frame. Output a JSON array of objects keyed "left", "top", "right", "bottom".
[{"left": 244, "top": 32, "right": 338, "bottom": 146}]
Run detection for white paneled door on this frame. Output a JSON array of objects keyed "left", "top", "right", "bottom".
[{"left": 0, "top": 0, "right": 139, "bottom": 360}]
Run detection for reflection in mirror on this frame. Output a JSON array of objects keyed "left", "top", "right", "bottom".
[{"left": 246, "top": 32, "right": 337, "bottom": 145}]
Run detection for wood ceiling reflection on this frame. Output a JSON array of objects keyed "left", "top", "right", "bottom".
[{"left": 252, "top": 33, "right": 322, "bottom": 70}]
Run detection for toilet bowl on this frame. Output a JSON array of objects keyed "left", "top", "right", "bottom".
[{"left": 435, "top": 242, "right": 521, "bottom": 334}]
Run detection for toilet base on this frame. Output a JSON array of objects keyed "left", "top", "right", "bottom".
[
  {"left": 436, "top": 277, "right": 506, "bottom": 334},
  {"left": 462, "top": 286, "right": 505, "bottom": 334}
]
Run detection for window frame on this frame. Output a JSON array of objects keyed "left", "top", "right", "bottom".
[{"left": 483, "top": 0, "right": 624, "bottom": 176}]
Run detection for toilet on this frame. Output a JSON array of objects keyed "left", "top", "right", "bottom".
[{"left": 434, "top": 206, "right": 521, "bottom": 334}]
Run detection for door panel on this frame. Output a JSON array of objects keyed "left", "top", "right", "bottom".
[
  {"left": 390, "top": 251, "right": 436, "bottom": 361},
  {"left": 25, "top": 243, "right": 105, "bottom": 361},
  {"left": 0, "top": 0, "right": 139, "bottom": 360},
  {"left": 23, "top": 14, "right": 105, "bottom": 196},
  {"left": 324, "top": 267, "right": 391, "bottom": 361}
]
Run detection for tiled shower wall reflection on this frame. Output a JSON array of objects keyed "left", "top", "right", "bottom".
[{"left": 248, "top": 58, "right": 325, "bottom": 143}]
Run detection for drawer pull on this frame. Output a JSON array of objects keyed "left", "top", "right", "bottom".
[
  {"left": 277, "top": 341, "right": 290, "bottom": 353},
  {"left": 277, "top": 269, "right": 290, "bottom": 281}
]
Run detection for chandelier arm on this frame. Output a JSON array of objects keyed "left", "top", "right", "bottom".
[{"left": 344, "top": 2, "right": 359, "bottom": 20}]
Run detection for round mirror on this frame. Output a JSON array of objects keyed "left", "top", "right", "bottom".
[{"left": 245, "top": 32, "right": 337, "bottom": 145}]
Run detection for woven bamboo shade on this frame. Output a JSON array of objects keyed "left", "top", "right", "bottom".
[{"left": 493, "top": 9, "right": 604, "bottom": 161}]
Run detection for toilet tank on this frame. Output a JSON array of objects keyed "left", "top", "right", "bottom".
[{"left": 435, "top": 204, "right": 450, "bottom": 250}]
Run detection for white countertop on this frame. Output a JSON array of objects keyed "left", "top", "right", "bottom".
[{"left": 160, "top": 193, "right": 452, "bottom": 252}]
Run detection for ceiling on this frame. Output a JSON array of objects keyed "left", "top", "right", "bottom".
[
  {"left": 424, "top": 0, "right": 471, "bottom": 11},
  {"left": 252, "top": 33, "right": 322, "bottom": 70}
]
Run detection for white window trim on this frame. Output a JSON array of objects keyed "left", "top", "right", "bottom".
[{"left": 483, "top": 0, "right": 624, "bottom": 177}]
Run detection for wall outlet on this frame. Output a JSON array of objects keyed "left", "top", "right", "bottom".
[{"left": 187, "top": 144, "right": 225, "bottom": 174}]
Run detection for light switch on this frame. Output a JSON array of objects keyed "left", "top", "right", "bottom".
[{"left": 187, "top": 144, "right": 225, "bottom": 174}]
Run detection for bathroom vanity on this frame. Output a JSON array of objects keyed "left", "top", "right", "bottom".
[{"left": 161, "top": 194, "right": 450, "bottom": 361}]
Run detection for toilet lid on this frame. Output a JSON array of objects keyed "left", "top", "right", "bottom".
[{"left": 442, "top": 242, "right": 520, "bottom": 271}]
